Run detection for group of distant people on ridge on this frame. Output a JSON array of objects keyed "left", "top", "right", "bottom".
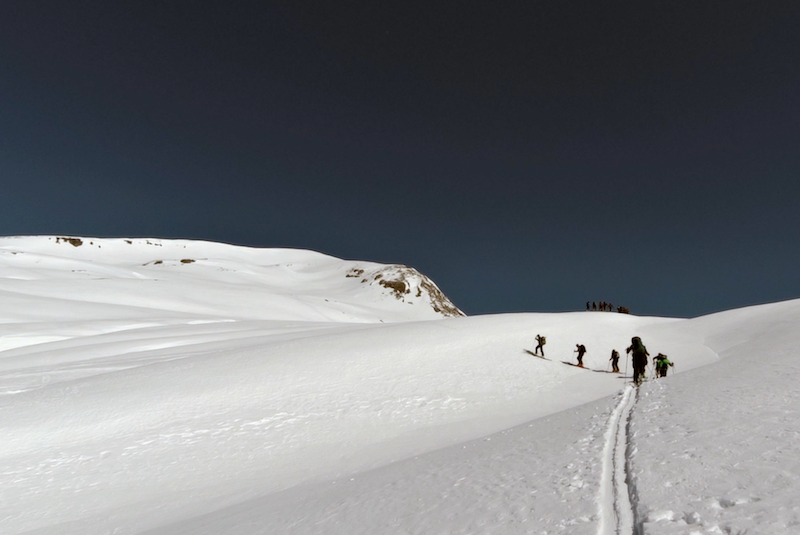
[
  {"left": 586, "top": 301, "right": 629, "bottom": 314},
  {"left": 532, "top": 333, "right": 673, "bottom": 385}
]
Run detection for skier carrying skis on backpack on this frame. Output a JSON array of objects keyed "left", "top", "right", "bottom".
[
  {"left": 654, "top": 353, "right": 673, "bottom": 377},
  {"left": 626, "top": 337, "right": 649, "bottom": 384},
  {"left": 534, "top": 334, "right": 546, "bottom": 357}
]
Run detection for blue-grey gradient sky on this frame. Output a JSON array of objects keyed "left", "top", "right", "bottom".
[{"left": 1, "top": 2, "right": 798, "bottom": 318}]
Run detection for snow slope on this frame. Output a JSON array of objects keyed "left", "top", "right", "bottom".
[
  {"left": 630, "top": 301, "right": 800, "bottom": 534},
  {"left": 0, "top": 235, "right": 463, "bottom": 328},
  {"left": 0, "top": 236, "right": 797, "bottom": 534}
]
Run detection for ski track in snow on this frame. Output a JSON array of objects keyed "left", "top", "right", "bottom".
[{"left": 598, "top": 384, "right": 640, "bottom": 535}]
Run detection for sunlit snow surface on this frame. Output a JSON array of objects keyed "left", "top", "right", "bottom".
[{"left": 1, "top": 236, "right": 798, "bottom": 534}]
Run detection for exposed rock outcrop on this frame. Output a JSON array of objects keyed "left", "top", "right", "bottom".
[{"left": 349, "top": 264, "right": 465, "bottom": 318}]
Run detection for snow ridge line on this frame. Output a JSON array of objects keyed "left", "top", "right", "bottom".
[{"left": 597, "top": 384, "right": 639, "bottom": 535}]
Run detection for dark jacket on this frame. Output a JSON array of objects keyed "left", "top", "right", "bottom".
[{"left": 627, "top": 337, "right": 649, "bottom": 368}]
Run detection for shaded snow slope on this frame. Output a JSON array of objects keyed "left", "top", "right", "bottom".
[{"left": 0, "top": 236, "right": 797, "bottom": 534}]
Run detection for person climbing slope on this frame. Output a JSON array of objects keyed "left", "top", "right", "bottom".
[
  {"left": 609, "top": 349, "right": 620, "bottom": 373},
  {"left": 626, "top": 336, "right": 649, "bottom": 384},
  {"left": 654, "top": 353, "right": 674, "bottom": 377},
  {"left": 534, "top": 334, "right": 546, "bottom": 357},
  {"left": 574, "top": 344, "right": 587, "bottom": 367}
]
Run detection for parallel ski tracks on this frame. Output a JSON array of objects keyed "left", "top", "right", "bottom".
[{"left": 597, "top": 384, "right": 639, "bottom": 535}]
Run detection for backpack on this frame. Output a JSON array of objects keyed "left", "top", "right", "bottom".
[{"left": 630, "top": 337, "right": 646, "bottom": 354}]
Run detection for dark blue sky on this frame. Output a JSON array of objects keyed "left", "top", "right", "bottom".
[{"left": 1, "top": 2, "right": 798, "bottom": 317}]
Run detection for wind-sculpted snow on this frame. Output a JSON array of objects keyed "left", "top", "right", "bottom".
[{"left": 0, "top": 235, "right": 798, "bottom": 534}]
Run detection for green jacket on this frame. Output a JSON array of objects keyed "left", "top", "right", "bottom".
[{"left": 655, "top": 356, "right": 672, "bottom": 369}]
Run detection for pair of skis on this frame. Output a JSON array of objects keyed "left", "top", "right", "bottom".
[{"left": 523, "top": 349, "right": 548, "bottom": 360}]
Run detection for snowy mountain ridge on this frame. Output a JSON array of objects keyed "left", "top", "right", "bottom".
[{"left": 0, "top": 235, "right": 464, "bottom": 325}]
